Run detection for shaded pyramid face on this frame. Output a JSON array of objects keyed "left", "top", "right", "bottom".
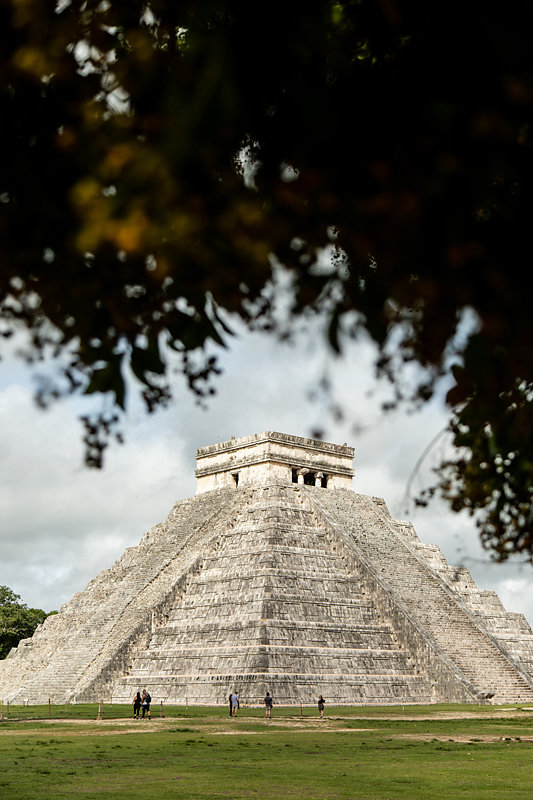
[{"left": 2, "top": 431, "right": 533, "bottom": 706}]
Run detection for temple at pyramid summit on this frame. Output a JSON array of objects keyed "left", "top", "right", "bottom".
[{"left": 3, "top": 431, "right": 533, "bottom": 706}]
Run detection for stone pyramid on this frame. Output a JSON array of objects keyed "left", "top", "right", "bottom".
[{"left": 3, "top": 432, "right": 533, "bottom": 706}]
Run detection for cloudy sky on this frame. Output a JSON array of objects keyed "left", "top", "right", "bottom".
[{"left": 1, "top": 313, "right": 533, "bottom": 629}]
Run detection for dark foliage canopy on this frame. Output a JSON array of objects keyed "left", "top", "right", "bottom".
[
  {"left": 0, "top": 586, "right": 49, "bottom": 659},
  {"left": 1, "top": 0, "right": 533, "bottom": 559}
]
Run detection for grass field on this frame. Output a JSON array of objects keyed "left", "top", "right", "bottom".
[{"left": 1, "top": 703, "right": 532, "bottom": 799}]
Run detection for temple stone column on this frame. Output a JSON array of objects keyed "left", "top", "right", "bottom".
[{"left": 298, "top": 468, "right": 309, "bottom": 485}]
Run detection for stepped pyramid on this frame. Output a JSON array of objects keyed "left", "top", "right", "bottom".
[{"left": 3, "top": 431, "right": 533, "bottom": 706}]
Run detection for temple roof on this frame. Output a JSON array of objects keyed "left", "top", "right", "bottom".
[{"left": 195, "top": 431, "right": 355, "bottom": 493}]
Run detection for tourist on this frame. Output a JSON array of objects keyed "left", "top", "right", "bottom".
[
  {"left": 264, "top": 692, "right": 273, "bottom": 718},
  {"left": 230, "top": 690, "right": 239, "bottom": 716},
  {"left": 228, "top": 692, "right": 233, "bottom": 717},
  {"left": 141, "top": 689, "right": 152, "bottom": 719},
  {"left": 132, "top": 691, "right": 142, "bottom": 719},
  {"left": 318, "top": 695, "right": 325, "bottom": 718}
]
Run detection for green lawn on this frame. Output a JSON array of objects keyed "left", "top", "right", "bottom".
[{"left": 1, "top": 704, "right": 532, "bottom": 799}]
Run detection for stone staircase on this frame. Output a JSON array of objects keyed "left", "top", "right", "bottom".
[
  {"left": 409, "top": 539, "right": 533, "bottom": 677},
  {"left": 305, "top": 488, "right": 533, "bottom": 703}
]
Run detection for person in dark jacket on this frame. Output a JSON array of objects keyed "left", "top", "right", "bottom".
[
  {"left": 141, "top": 689, "right": 151, "bottom": 719},
  {"left": 318, "top": 695, "right": 325, "bottom": 718},
  {"left": 264, "top": 692, "right": 273, "bottom": 718},
  {"left": 132, "top": 691, "right": 142, "bottom": 719}
]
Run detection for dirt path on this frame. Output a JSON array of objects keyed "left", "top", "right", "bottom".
[{"left": 1, "top": 708, "right": 532, "bottom": 740}]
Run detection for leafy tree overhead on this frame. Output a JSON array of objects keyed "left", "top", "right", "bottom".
[
  {"left": 0, "top": 586, "right": 50, "bottom": 659},
  {"left": 1, "top": 1, "right": 533, "bottom": 560}
]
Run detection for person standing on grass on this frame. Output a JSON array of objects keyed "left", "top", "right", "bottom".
[
  {"left": 228, "top": 692, "right": 233, "bottom": 717},
  {"left": 318, "top": 695, "right": 325, "bottom": 718},
  {"left": 264, "top": 692, "right": 273, "bottom": 718},
  {"left": 141, "top": 689, "right": 152, "bottom": 719},
  {"left": 230, "top": 691, "right": 239, "bottom": 716},
  {"left": 132, "top": 691, "right": 142, "bottom": 719}
]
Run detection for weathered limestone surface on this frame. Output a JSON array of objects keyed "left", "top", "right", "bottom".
[
  {"left": 406, "top": 537, "right": 533, "bottom": 677},
  {"left": 112, "top": 484, "right": 448, "bottom": 705},
  {"left": 2, "top": 431, "right": 533, "bottom": 706},
  {"left": 307, "top": 489, "right": 533, "bottom": 703}
]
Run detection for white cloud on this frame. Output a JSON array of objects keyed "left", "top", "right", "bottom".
[{"left": 497, "top": 577, "right": 533, "bottom": 623}]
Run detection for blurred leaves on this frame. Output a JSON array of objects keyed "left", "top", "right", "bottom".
[{"left": 1, "top": 1, "right": 533, "bottom": 557}]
